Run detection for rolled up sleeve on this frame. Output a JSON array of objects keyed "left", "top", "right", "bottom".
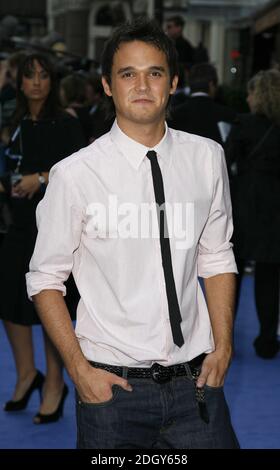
[
  {"left": 198, "top": 144, "right": 237, "bottom": 278},
  {"left": 26, "top": 163, "right": 83, "bottom": 298}
]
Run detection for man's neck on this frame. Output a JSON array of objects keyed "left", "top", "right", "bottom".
[{"left": 116, "top": 117, "right": 166, "bottom": 148}]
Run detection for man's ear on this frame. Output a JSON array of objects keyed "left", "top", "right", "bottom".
[
  {"left": 102, "top": 76, "right": 112, "bottom": 97},
  {"left": 170, "top": 75, "right": 179, "bottom": 95}
]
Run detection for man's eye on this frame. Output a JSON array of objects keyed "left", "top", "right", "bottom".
[
  {"left": 151, "top": 72, "right": 162, "bottom": 77},
  {"left": 122, "top": 72, "right": 134, "bottom": 78}
]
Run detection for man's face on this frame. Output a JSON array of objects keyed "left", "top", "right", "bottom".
[{"left": 102, "top": 41, "right": 178, "bottom": 128}]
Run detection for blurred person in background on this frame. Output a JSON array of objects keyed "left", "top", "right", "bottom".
[
  {"left": 226, "top": 69, "right": 280, "bottom": 359},
  {"left": 170, "top": 63, "right": 236, "bottom": 146},
  {"left": 169, "top": 63, "right": 190, "bottom": 109},
  {"left": 0, "top": 51, "right": 27, "bottom": 131},
  {"left": 0, "top": 52, "right": 27, "bottom": 240},
  {"left": 59, "top": 73, "right": 92, "bottom": 143},
  {"left": 0, "top": 53, "right": 86, "bottom": 423},
  {"left": 165, "top": 15, "right": 194, "bottom": 70},
  {"left": 85, "top": 73, "right": 113, "bottom": 142}
]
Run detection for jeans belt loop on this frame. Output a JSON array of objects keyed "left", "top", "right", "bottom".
[{"left": 122, "top": 367, "right": 128, "bottom": 379}]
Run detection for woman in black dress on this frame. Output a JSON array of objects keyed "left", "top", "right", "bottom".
[{"left": 0, "top": 53, "right": 86, "bottom": 422}]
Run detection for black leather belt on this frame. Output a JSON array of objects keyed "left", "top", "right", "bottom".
[{"left": 89, "top": 353, "right": 206, "bottom": 384}]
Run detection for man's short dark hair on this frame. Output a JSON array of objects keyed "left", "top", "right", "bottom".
[
  {"left": 166, "top": 15, "right": 185, "bottom": 28},
  {"left": 101, "top": 17, "right": 178, "bottom": 85},
  {"left": 189, "top": 63, "right": 218, "bottom": 93}
]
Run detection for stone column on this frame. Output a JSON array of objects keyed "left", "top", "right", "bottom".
[
  {"left": 209, "top": 20, "right": 225, "bottom": 82},
  {"left": 47, "top": 0, "right": 55, "bottom": 32},
  {"left": 49, "top": 0, "right": 90, "bottom": 57}
]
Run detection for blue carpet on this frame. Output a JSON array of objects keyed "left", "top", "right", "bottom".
[
  {"left": 0, "top": 275, "right": 279, "bottom": 449},
  {"left": 225, "top": 275, "right": 280, "bottom": 449},
  {"left": 0, "top": 326, "right": 76, "bottom": 449}
]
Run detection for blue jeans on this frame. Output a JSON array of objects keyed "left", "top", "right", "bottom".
[{"left": 76, "top": 364, "right": 239, "bottom": 449}]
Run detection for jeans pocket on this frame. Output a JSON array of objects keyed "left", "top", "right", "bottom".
[{"left": 77, "top": 384, "right": 121, "bottom": 408}]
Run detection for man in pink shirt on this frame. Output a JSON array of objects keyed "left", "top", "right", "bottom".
[{"left": 27, "top": 19, "right": 239, "bottom": 449}]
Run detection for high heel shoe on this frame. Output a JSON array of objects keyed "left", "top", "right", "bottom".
[
  {"left": 4, "top": 370, "right": 45, "bottom": 411},
  {"left": 33, "top": 383, "right": 69, "bottom": 424}
]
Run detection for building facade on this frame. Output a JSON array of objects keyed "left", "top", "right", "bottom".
[
  {"left": 0, "top": 0, "right": 47, "bottom": 38},
  {"left": 251, "top": 0, "right": 280, "bottom": 72},
  {"left": 175, "top": 0, "right": 270, "bottom": 83},
  {"left": 46, "top": 0, "right": 271, "bottom": 83}
]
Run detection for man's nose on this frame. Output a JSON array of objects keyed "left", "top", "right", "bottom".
[{"left": 135, "top": 74, "right": 149, "bottom": 92}]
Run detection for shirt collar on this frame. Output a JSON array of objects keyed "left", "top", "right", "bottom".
[{"left": 110, "top": 119, "right": 172, "bottom": 170}]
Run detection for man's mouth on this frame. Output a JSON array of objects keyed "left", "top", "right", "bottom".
[{"left": 132, "top": 98, "right": 153, "bottom": 103}]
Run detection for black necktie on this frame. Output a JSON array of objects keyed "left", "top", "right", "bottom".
[{"left": 146, "top": 150, "right": 184, "bottom": 347}]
